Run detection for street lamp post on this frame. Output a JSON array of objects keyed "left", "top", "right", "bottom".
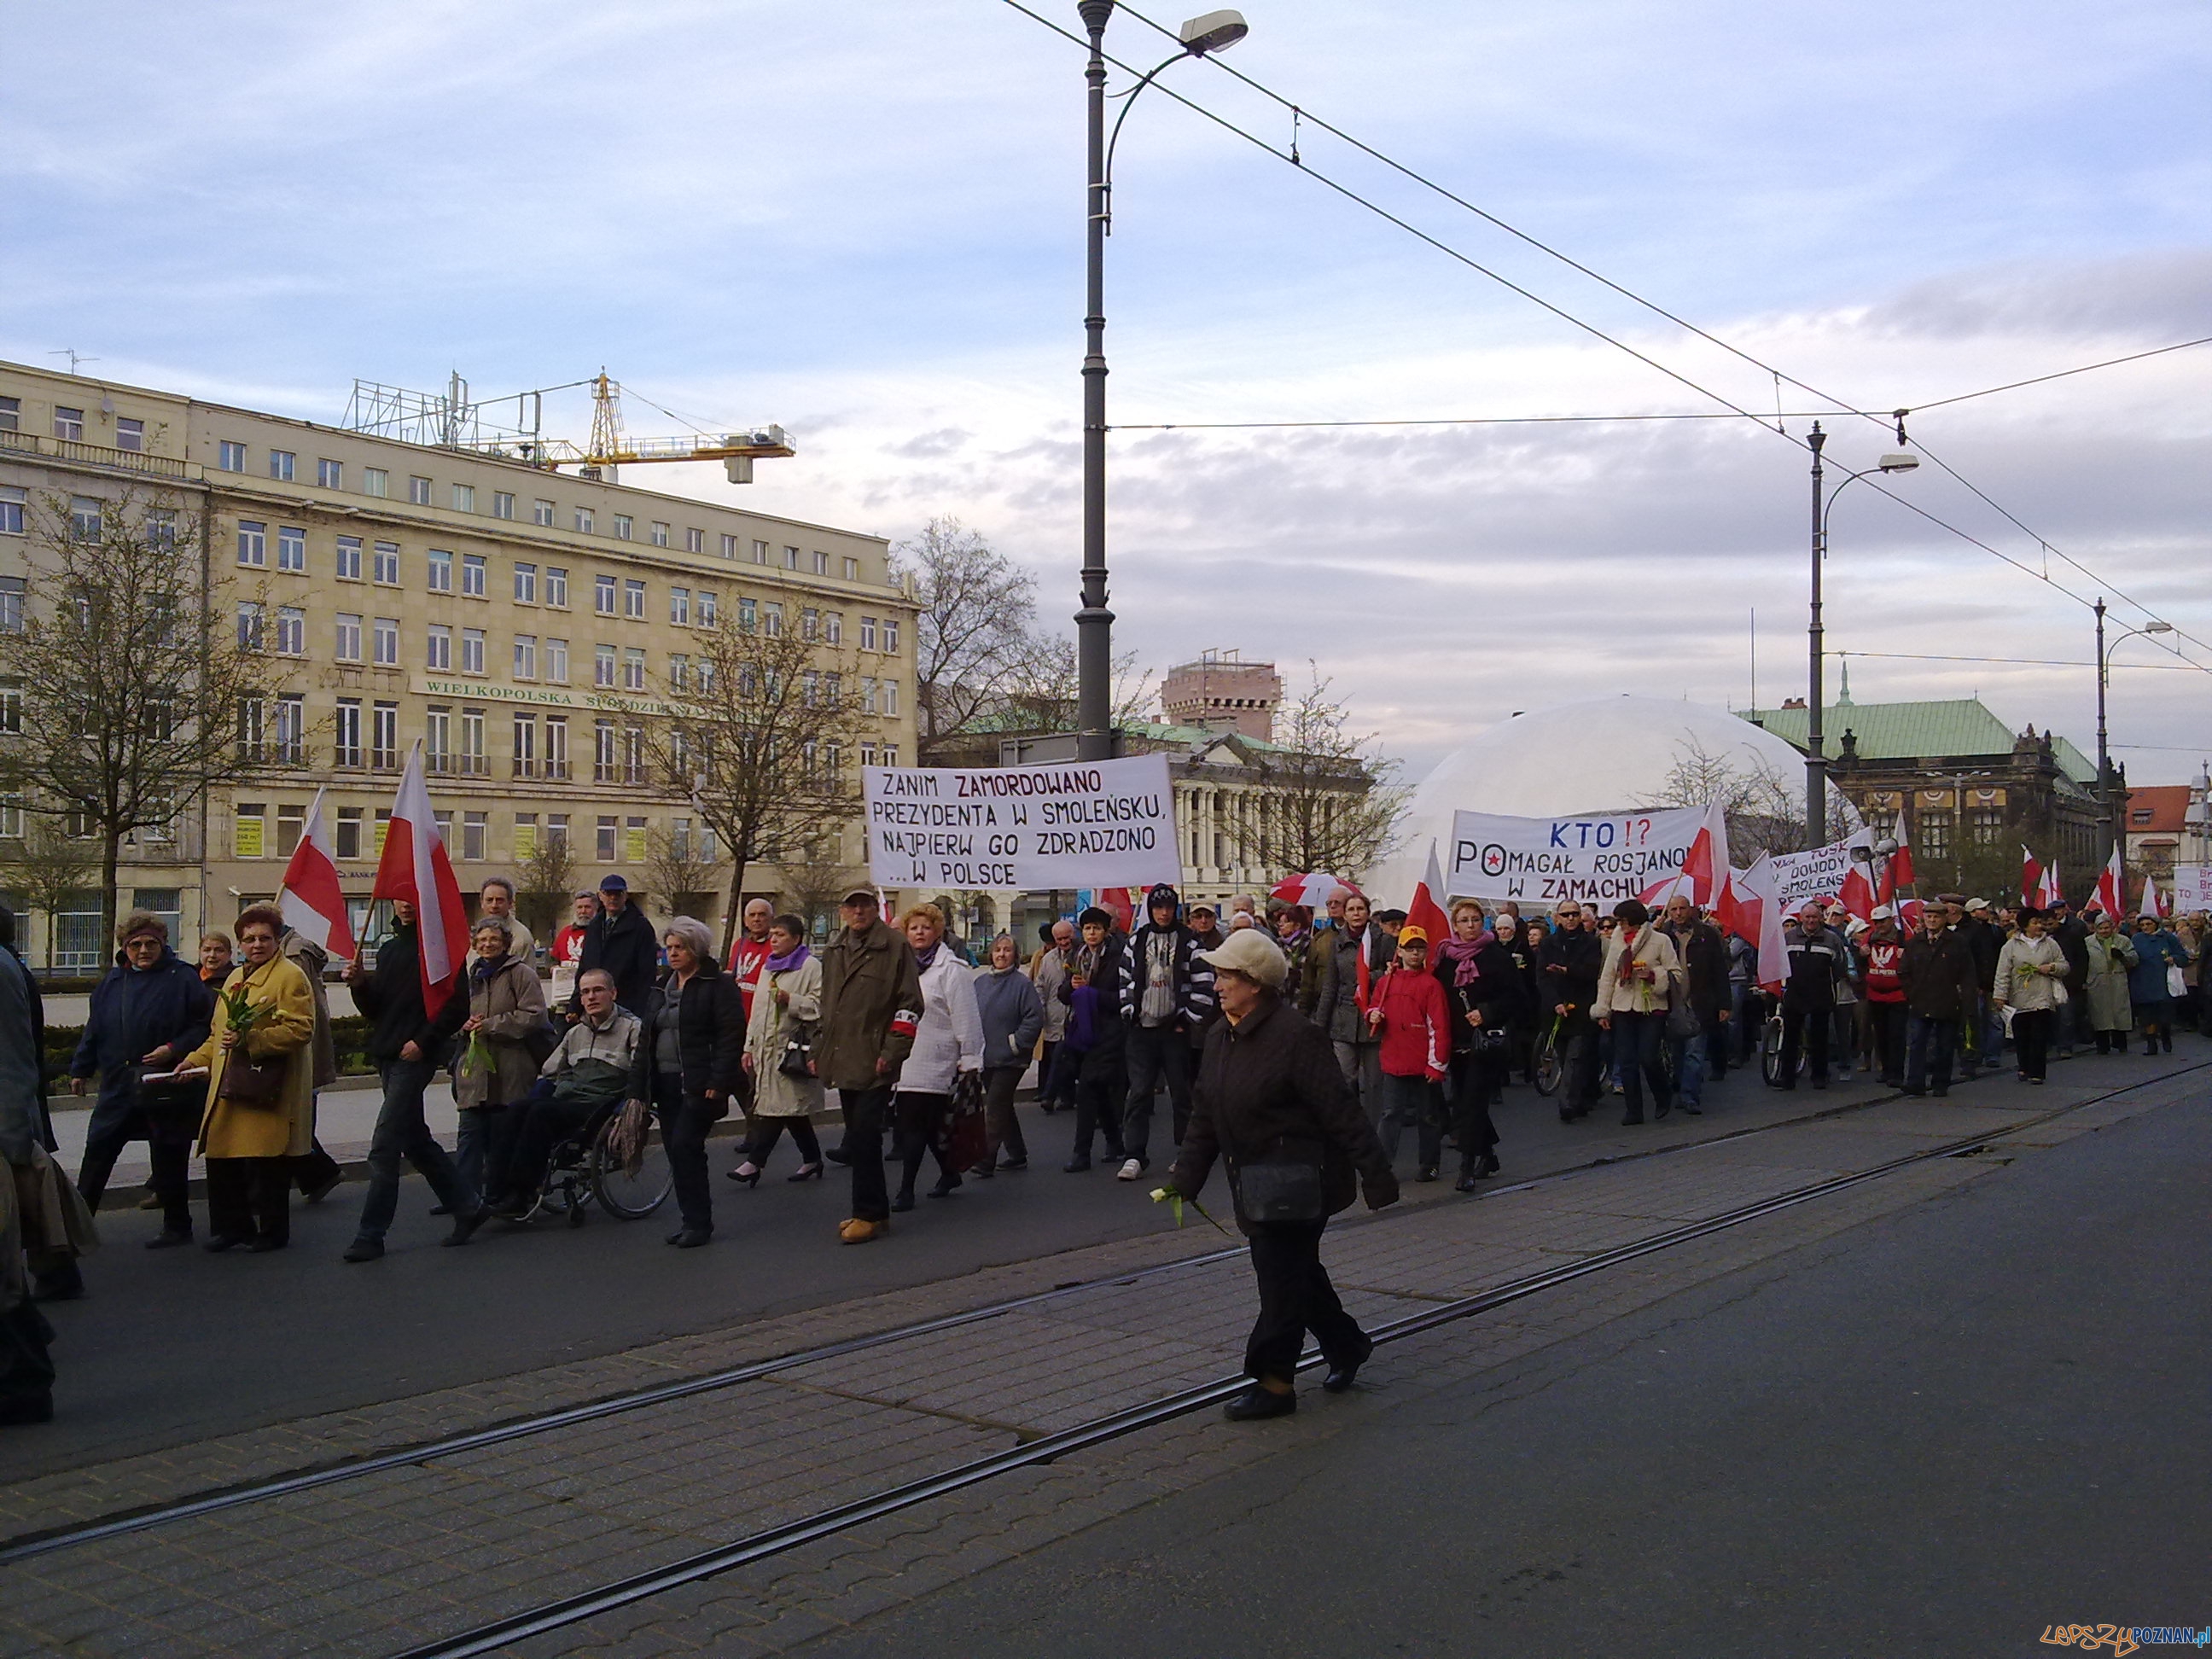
[
  {"left": 1075, "top": 4, "right": 1249, "bottom": 761},
  {"left": 1803, "top": 422, "right": 1918, "bottom": 847},
  {"left": 2093, "top": 599, "right": 2175, "bottom": 870}
]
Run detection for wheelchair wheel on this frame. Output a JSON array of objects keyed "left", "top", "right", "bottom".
[
  {"left": 591, "top": 1111, "right": 672, "bottom": 1219},
  {"left": 1532, "top": 1023, "right": 1563, "bottom": 1097}
]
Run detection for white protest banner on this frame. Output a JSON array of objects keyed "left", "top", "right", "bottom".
[
  {"left": 2172, "top": 864, "right": 2212, "bottom": 911},
  {"left": 1446, "top": 806, "right": 1708, "bottom": 905},
  {"left": 1764, "top": 827, "right": 1876, "bottom": 911},
  {"left": 864, "top": 754, "right": 1181, "bottom": 892}
]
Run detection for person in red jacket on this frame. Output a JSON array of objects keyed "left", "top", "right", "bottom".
[
  {"left": 1365, "top": 927, "right": 1451, "bottom": 1182},
  {"left": 1861, "top": 909, "right": 1907, "bottom": 1088}
]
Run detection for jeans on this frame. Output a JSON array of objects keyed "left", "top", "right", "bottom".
[
  {"left": 1866, "top": 1000, "right": 1907, "bottom": 1085},
  {"left": 356, "top": 1057, "right": 479, "bottom": 1243},
  {"left": 841, "top": 1084, "right": 894, "bottom": 1222},
  {"left": 1121, "top": 1022, "right": 1192, "bottom": 1167},
  {"left": 1668, "top": 1024, "right": 1707, "bottom": 1109},
  {"left": 655, "top": 1078, "right": 720, "bottom": 1232},
  {"left": 1375, "top": 1071, "right": 1437, "bottom": 1167},
  {"left": 1244, "top": 1220, "right": 1369, "bottom": 1384},
  {"left": 1610, "top": 1011, "right": 1670, "bottom": 1119},
  {"left": 2012, "top": 1008, "right": 2054, "bottom": 1080},
  {"left": 1778, "top": 1002, "right": 1831, "bottom": 1086},
  {"left": 1903, "top": 1014, "right": 1958, "bottom": 1093},
  {"left": 456, "top": 1105, "right": 522, "bottom": 1201},
  {"left": 207, "top": 1156, "right": 291, "bottom": 1244},
  {"left": 1332, "top": 1039, "right": 1383, "bottom": 1129}
]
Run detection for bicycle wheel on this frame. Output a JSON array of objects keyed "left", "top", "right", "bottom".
[
  {"left": 1532, "top": 1022, "right": 1563, "bottom": 1097},
  {"left": 591, "top": 1111, "right": 672, "bottom": 1220},
  {"left": 1760, "top": 1014, "right": 1785, "bottom": 1086}
]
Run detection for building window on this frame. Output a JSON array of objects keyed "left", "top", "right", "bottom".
[
  {"left": 462, "top": 553, "right": 486, "bottom": 597},
  {"left": 860, "top": 614, "right": 877, "bottom": 650},
  {"left": 513, "top": 634, "right": 537, "bottom": 679},
  {"left": 1919, "top": 811, "right": 1953, "bottom": 864},
  {"left": 333, "top": 701, "right": 362, "bottom": 767},
  {"left": 594, "top": 573, "right": 617, "bottom": 614},
  {"left": 513, "top": 562, "right": 537, "bottom": 603},
  {"left": 317, "top": 458, "right": 343, "bottom": 489},
  {"left": 751, "top": 539, "right": 769, "bottom": 565},
  {"left": 451, "top": 483, "right": 475, "bottom": 513},
  {"left": 234, "top": 802, "right": 266, "bottom": 859},
  {"left": 824, "top": 611, "right": 842, "bottom": 644},
  {"left": 614, "top": 514, "right": 633, "bottom": 540},
  {"left": 622, "top": 647, "right": 646, "bottom": 690},
  {"left": 68, "top": 496, "right": 102, "bottom": 542},
  {"left": 1968, "top": 808, "right": 2004, "bottom": 847},
  {"left": 802, "top": 670, "right": 819, "bottom": 706},
  {"left": 801, "top": 607, "right": 819, "bottom": 641},
  {"left": 363, "top": 466, "right": 388, "bottom": 497},
  {"left": 0, "top": 487, "right": 23, "bottom": 537},
  {"left": 763, "top": 602, "right": 783, "bottom": 637},
  {"left": 0, "top": 397, "right": 18, "bottom": 432},
  {"left": 513, "top": 713, "right": 538, "bottom": 777},
  {"left": 594, "top": 644, "right": 616, "bottom": 687},
  {"left": 860, "top": 743, "right": 876, "bottom": 768},
  {"left": 111, "top": 417, "right": 145, "bottom": 453},
  {"left": 738, "top": 597, "right": 757, "bottom": 632},
  {"left": 373, "top": 809, "right": 391, "bottom": 855},
  {"left": 669, "top": 654, "right": 690, "bottom": 691},
  {"left": 236, "top": 697, "right": 265, "bottom": 760},
  {"left": 684, "top": 527, "right": 705, "bottom": 554},
  {"left": 697, "top": 591, "right": 718, "bottom": 628},
  {"left": 218, "top": 439, "right": 247, "bottom": 472},
  {"left": 842, "top": 556, "right": 859, "bottom": 581},
  {"left": 544, "top": 637, "right": 568, "bottom": 683},
  {"left": 648, "top": 521, "right": 669, "bottom": 547},
  {"left": 533, "top": 498, "right": 555, "bottom": 527},
  {"left": 50, "top": 406, "right": 91, "bottom": 443},
  {"left": 597, "top": 813, "right": 618, "bottom": 861},
  {"left": 545, "top": 566, "right": 568, "bottom": 608},
  {"left": 424, "top": 707, "right": 450, "bottom": 771},
  {"left": 236, "top": 521, "right": 267, "bottom": 567},
  {"left": 881, "top": 679, "right": 899, "bottom": 717},
  {"left": 373, "top": 616, "right": 399, "bottom": 667},
  {"left": 623, "top": 579, "right": 645, "bottom": 619},
  {"left": 719, "top": 533, "right": 738, "bottom": 559},
  {"left": 276, "top": 607, "right": 306, "bottom": 655},
  {"left": 409, "top": 475, "right": 432, "bottom": 506},
  {"left": 861, "top": 678, "right": 877, "bottom": 714},
  {"left": 374, "top": 541, "right": 400, "bottom": 585},
  {"left": 0, "top": 683, "right": 20, "bottom": 732},
  {"left": 545, "top": 718, "right": 569, "bottom": 778},
  {"left": 495, "top": 490, "right": 517, "bottom": 520},
  {"left": 371, "top": 702, "right": 399, "bottom": 769},
  {"left": 335, "top": 536, "right": 363, "bottom": 580},
  {"left": 463, "top": 812, "right": 487, "bottom": 861},
  {"left": 335, "top": 808, "right": 363, "bottom": 861},
  {"left": 594, "top": 723, "right": 618, "bottom": 784},
  {"left": 427, "top": 549, "right": 453, "bottom": 592},
  {"left": 460, "top": 707, "right": 486, "bottom": 773},
  {"left": 881, "top": 616, "right": 899, "bottom": 654},
  {"left": 427, "top": 624, "right": 451, "bottom": 670},
  {"left": 574, "top": 506, "right": 594, "bottom": 534},
  {"left": 334, "top": 613, "right": 362, "bottom": 661},
  {"left": 266, "top": 449, "right": 294, "bottom": 482},
  {"left": 625, "top": 810, "right": 647, "bottom": 851},
  {"left": 274, "top": 694, "right": 305, "bottom": 763},
  {"left": 881, "top": 742, "right": 898, "bottom": 766},
  {"left": 812, "top": 550, "right": 829, "bottom": 575},
  {"left": 461, "top": 628, "right": 485, "bottom": 674},
  {"left": 671, "top": 586, "right": 690, "bottom": 626},
  {"left": 276, "top": 525, "right": 306, "bottom": 572}
]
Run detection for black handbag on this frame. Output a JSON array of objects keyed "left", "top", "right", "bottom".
[
  {"left": 777, "top": 1017, "right": 816, "bottom": 1080},
  {"left": 1236, "top": 1157, "right": 1327, "bottom": 1223}
]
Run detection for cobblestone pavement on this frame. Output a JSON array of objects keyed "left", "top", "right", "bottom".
[{"left": 0, "top": 1050, "right": 2197, "bottom": 1659}]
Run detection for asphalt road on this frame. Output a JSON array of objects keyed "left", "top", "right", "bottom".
[{"left": 796, "top": 1074, "right": 2212, "bottom": 1659}]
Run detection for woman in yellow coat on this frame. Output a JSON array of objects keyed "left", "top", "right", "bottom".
[{"left": 182, "top": 905, "right": 315, "bottom": 1252}]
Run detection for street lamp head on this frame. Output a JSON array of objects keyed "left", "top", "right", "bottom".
[
  {"left": 1877, "top": 452, "right": 1918, "bottom": 474},
  {"left": 1179, "top": 9, "right": 1249, "bottom": 53},
  {"left": 2144, "top": 620, "right": 2174, "bottom": 634}
]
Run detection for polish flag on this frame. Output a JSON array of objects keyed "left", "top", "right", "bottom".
[
  {"left": 2019, "top": 846, "right": 2043, "bottom": 908},
  {"left": 372, "top": 742, "right": 469, "bottom": 1014},
  {"left": 1402, "top": 841, "right": 1452, "bottom": 945},
  {"left": 1271, "top": 872, "right": 1351, "bottom": 909},
  {"left": 1838, "top": 863, "right": 1878, "bottom": 923},
  {"left": 2089, "top": 846, "right": 2125, "bottom": 917},
  {"left": 277, "top": 787, "right": 356, "bottom": 960},
  {"left": 1732, "top": 856, "right": 1790, "bottom": 994},
  {"left": 2137, "top": 874, "right": 2168, "bottom": 918},
  {"left": 1641, "top": 798, "right": 1732, "bottom": 908},
  {"left": 2039, "top": 858, "right": 2063, "bottom": 909}
]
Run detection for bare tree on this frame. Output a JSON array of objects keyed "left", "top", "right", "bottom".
[
  {"left": 1241, "top": 665, "right": 1406, "bottom": 881},
  {"left": 0, "top": 819, "right": 98, "bottom": 969},
  {"left": 515, "top": 827, "right": 579, "bottom": 941},
  {"left": 635, "top": 620, "right": 874, "bottom": 959},
  {"left": 0, "top": 486, "right": 287, "bottom": 950},
  {"left": 1640, "top": 735, "right": 1852, "bottom": 860},
  {"left": 898, "top": 516, "right": 1044, "bottom": 763},
  {"left": 643, "top": 826, "right": 726, "bottom": 923},
  {"left": 1003, "top": 634, "right": 1158, "bottom": 731},
  {"left": 777, "top": 859, "right": 855, "bottom": 940}
]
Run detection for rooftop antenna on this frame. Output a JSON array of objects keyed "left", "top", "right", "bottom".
[{"left": 49, "top": 348, "right": 98, "bottom": 375}]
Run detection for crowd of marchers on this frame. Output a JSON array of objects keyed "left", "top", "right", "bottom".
[{"left": 0, "top": 870, "right": 2202, "bottom": 1429}]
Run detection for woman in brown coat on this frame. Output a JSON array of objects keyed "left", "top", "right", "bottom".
[
  {"left": 180, "top": 905, "right": 315, "bottom": 1252},
  {"left": 451, "top": 918, "right": 549, "bottom": 1200},
  {"left": 1165, "top": 929, "right": 1399, "bottom": 1422}
]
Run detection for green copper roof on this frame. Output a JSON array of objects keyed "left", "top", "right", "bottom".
[{"left": 1738, "top": 698, "right": 2097, "bottom": 784}]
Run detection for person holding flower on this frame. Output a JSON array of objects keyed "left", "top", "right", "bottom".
[
  {"left": 451, "top": 917, "right": 549, "bottom": 1201},
  {"left": 734, "top": 914, "right": 828, "bottom": 1183},
  {"left": 179, "top": 905, "right": 315, "bottom": 1252},
  {"left": 1989, "top": 906, "right": 2068, "bottom": 1083}
]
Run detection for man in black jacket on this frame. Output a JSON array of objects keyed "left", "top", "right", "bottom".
[
  {"left": 2046, "top": 898, "right": 2089, "bottom": 1057},
  {"left": 1951, "top": 897, "right": 2004, "bottom": 1077},
  {"left": 1115, "top": 884, "right": 1217, "bottom": 1179},
  {"left": 1900, "top": 903, "right": 1978, "bottom": 1096},
  {"left": 342, "top": 900, "right": 488, "bottom": 1262},
  {"left": 1660, "top": 894, "right": 1729, "bottom": 1114},
  {"left": 1535, "top": 901, "right": 1604, "bottom": 1120},
  {"left": 1778, "top": 901, "right": 1849, "bottom": 1089},
  {"left": 570, "top": 875, "right": 657, "bottom": 1018}
]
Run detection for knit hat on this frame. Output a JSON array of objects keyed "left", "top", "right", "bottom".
[
  {"left": 1146, "top": 883, "right": 1181, "bottom": 915},
  {"left": 1196, "top": 928, "right": 1287, "bottom": 992}
]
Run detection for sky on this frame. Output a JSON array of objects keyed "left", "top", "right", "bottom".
[{"left": 4, "top": 0, "right": 2208, "bottom": 785}]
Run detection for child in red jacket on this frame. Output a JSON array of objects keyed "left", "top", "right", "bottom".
[{"left": 1365, "top": 928, "right": 1450, "bottom": 1180}]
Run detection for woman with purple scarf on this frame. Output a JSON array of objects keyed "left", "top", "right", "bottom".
[
  {"left": 735, "top": 914, "right": 827, "bottom": 1183},
  {"left": 1434, "top": 899, "right": 1521, "bottom": 1190}
]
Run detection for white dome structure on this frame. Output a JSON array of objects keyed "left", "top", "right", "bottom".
[{"left": 1370, "top": 695, "right": 1820, "bottom": 902}]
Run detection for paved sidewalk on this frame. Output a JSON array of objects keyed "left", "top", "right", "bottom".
[{"left": 0, "top": 1048, "right": 2197, "bottom": 1658}]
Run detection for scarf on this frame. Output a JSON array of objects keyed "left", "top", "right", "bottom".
[
  {"left": 765, "top": 943, "right": 810, "bottom": 974},
  {"left": 913, "top": 941, "right": 942, "bottom": 972},
  {"left": 1436, "top": 931, "right": 1495, "bottom": 988}
]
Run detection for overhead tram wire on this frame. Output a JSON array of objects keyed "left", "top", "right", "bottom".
[
  {"left": 1101, "top": 0, "right": 2212, "bottom": 647},
  {"left": 1837, "top": 650, "right": 2210, "bottom": 677}
]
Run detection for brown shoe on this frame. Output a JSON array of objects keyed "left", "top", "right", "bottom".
[{"left": 838, "top": 1217, "right": 888, "bottom": 1244}]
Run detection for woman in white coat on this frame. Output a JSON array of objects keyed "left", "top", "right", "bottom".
[
  {"left": 734, "top": 914, "right": 827, "bottom": 1185},
  {"left": 892, "top": 904, "right": 984, "bottom": 1211}
]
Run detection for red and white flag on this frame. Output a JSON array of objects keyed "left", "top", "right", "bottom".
[
  {"left": 372, "top": 742, "right": 469, "bottom": 1015},
  {"left": 1402, "top": 841, "right": 1452, "bottom": 944},
  {"left": 277, "top": 786, "right": 356, "bottom": 960},
  {"left": 1837, "top": 863, "right": 1878, "bottom": 923},
  {"left": 2019, "top": 846, "right": 2044, "bottom": 908},
  {"left": 2137, "top": 874, "right": 2168, "bottom": 918},
  {"left": 1731, "top": 856, "right": 1790, "bottom": 994},
  {"left": 1640, "top": 799, "right": 1732, "bottom": 908},
  {"left": 2039, "top": 858, "right": 2063, "bottom": 909},
  {"left": 2089, "top": 846, "right": 2125, "bottom": 918},
  {"left": 1271, "top": 871, "right": 1352, "bottom": 909}
]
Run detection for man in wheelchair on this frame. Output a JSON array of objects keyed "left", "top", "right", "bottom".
[{"left": 489, "top": 969, "right": 644, "bottom": 1218}]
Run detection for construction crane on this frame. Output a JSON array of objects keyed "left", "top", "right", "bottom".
[{"left": 342, "top": 370, "right": 794, "bottom": 484}]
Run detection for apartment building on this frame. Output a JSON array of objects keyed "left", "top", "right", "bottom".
[{"left": 0, "top": 358, "right": 917, "bottom": 966}]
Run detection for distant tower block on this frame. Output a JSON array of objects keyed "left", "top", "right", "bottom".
[{"left": 1161, "top": 649, "right": 1283, "bottom": 742}]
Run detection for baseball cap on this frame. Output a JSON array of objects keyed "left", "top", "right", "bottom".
[{"left": 597, "top": 874, "right": 628, "bottom": 894}]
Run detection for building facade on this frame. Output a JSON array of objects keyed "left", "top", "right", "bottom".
[
  {"left": 2122, "top": 781, "right": 2212, "bottom": 887},
  {"left": 0, "top": 358, "right": 917, "bottom": 967}
]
